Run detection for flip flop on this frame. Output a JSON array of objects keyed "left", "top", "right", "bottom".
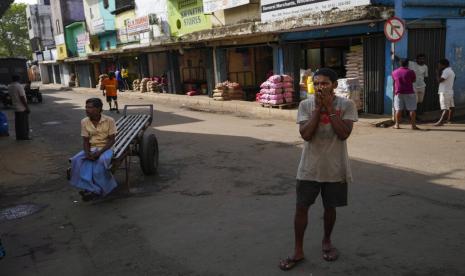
[
  {"left": 279, "top": 256, "right": 305, "bottom": 271},
  {"left": 322, "top": 247, "right": 339, "bottom": 262}
]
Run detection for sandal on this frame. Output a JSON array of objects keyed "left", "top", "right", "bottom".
[
  {"left": 322, "top": 247, "right": 339, "bottom": 262},
  {"left": 279, "top": 257, "right": 305, "bottom": 271}
]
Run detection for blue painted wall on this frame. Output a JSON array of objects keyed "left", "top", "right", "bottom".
[
  {"left": 384, "top": 40, "right": 394, "bottom": 115},
  {"left": 99, "top": 32, "right": 117, "bottom": 50},
  {"left": 445, "top": 19, "right": 465, "bottom": 106},
  {"left": 99, "top": 0, "right": 116, "bottom": 31}
]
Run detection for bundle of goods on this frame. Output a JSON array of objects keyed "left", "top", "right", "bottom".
[
  {"left": 97, "top": 74, "right": 108, "bottom": 90},
  {"left": 147, "top": 80, "right": 161, "bottom": 93},
  {"left": 226, "top": 81, "right": 244, "bottom": 100},
  {"left": 345, "top": 45, "right": 364, "bottom": 90},
  {"left": 186, "top": 90, "right": 200, "bottom": 96},
  {"left": 132, "top": 79, "right": 141, "bottom": 91},
  {"left": 334, "top": 78, "right": 363, "bottom": 110},
  {"left": 140, "top": 78, "right": 150, "bottom": 93},
  {"left": 258, "top": 74, "right": 295, "bottom": 105},
  {"left": 212, "top": 85, "right": 230, "bottom": 101}
]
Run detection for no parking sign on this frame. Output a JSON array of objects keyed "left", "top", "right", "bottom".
[{"left": 384, "top": 16, "right": 405, "bottom": 43}]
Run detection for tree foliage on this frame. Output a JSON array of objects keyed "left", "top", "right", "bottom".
[{"left": 0, "top": 3, "right": 31, "bottom": 58}]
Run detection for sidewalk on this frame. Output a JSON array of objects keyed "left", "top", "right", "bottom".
[{"left": 41, "top": 84, "right": 465, "bottom": 125}]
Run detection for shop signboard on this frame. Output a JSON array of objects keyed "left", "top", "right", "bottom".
[
  {"left": 261, "top": 0, "right": 371, "bottom": 22},
  {"left": 126, "top": 15, "right": 151, "bottom": 35},
  {"left": 167, "top": 0, "right": 212, "bottom": 37},
  {"left": 92, "top": 18, "right": 106, "bottom": 34},
  {"left": 76, "top": 32, "right": 89, "bottom": 54},
  {"left": 54, "top": 34, "right": 65, "bottom": 45},
  {"left": 203, "top": 0, "right": 249, "bottom": 13}
]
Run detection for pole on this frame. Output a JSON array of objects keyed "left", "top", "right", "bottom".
[{"left": 391, "top": 41, "right": 395, "bottom": 121}]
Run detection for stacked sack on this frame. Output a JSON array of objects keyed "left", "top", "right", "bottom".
[
  {"left": 132, "top": 79, "right": 141, "bottom": 91},
  {"left": 140, "top": 78, "right": 150, "bottom": 93},
  {"left": 258, "top": 75, "right": 295, "bottom": 105},
  {"left": 212, "top": 82, "right": 230, "bottom": 101},
  {"left": 147, "top": 80, "right": 161, "bottom": 93},
  {"left": 226, "top": 82, "right": 244, "bottom": 100},
  {"left": 335, "top": 78, "right": 363, "bottom": 110},
  {"left": 98, "top": 74, "right": 108, "bottom": 90}
]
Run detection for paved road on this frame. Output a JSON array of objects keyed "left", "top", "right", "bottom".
[{"left": 1, "top": 87, "right": 464, "bottom": 275}]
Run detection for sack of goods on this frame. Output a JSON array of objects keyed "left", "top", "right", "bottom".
[
  {"left": 97, "top": 74, "right": 108, "bottom": 90},
  {"left": 140, "top": 78, "right": 150, "bottom": 93},
  {"left": 212, "top": 87, "right": 230, "bottom": 101},
  {"left": 132, "top": 79, "right": 141, "bottom": 91},
  {"left": 213, "top": 80, "right": 244, "bottom": 101},
  {"left": 335, "top": 78, "right": 363, "bottom": 110},
  {"left": 147, "top": 80, "right": 161, "bottom": 93},
  {"left": 258, "top": 74, "right": 295, "bottom": 105}
]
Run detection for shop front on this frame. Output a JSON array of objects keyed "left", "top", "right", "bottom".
[{"left": 280, "top": 22, "right": 387, "bottom": 113}]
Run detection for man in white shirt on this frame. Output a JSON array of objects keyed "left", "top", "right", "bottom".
[
  {"left": 434, "top": 59, "right": 455, "bottom": 126},
  {"left": 409, "top": 54, "right": 428, "bottom": 114},
  {"left": 8, "top": 75, "right": 30, "bottom": 140}
]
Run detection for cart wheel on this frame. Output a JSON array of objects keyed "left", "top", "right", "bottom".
[{"left": 139, "top": 133, "right": 159, "bottom": 175}]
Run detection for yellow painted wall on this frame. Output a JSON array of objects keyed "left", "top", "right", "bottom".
[
  {"left": 115, "top": 10, "right": 135, "bottom": 30},
  {"left": 57, "top": 44, "right": 68, "bottom": 60}
]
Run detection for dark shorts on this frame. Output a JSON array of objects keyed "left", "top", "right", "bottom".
[
  {"left": 106, "top": 95, "right": 117, "bottom": 102},
  {"left": 296, "top": 180, "right": 347, "bottom": 208}
]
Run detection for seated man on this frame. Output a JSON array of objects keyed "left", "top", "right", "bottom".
[{"left": 70, "top": 98, "right": 118, "bottom": 201}]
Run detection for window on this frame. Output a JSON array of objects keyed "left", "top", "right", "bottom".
[
  {"left": 103, "top": 0, "right": 109, "bottom": 9},
  {"left": 106, "top": 41, "right": 111, "bottom": 50},
  {"left": 90, "top": 8, "right": 93, "bottom": 19},
  {"left": 28, "top": 18, "right": 32, "bottom": 29},
  {"left": 43, "top": 0, "right": 50, "bottom": 5}
]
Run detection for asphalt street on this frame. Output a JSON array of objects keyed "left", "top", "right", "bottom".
[{"left": 0, "top": 87, "right": 464, "bottom": 276}]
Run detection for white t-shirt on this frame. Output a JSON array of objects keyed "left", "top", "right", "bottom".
[
  {"left": 8, "top": 82, "right": 27, "bottom": 112},
  {"left": 409, "top": 61, "right": 428, "bottom": 88},
  {"left": 296, "top": 95, "right": 358, "bottom": 184},
  {"left": 438, "top": 67, "right": 455, "bottom": 95}
]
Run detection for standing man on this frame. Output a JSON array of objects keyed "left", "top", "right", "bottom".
[
  {"left": 8, "top": 75, "right": 30, "bottom": 140},
  {"left": 279, "top": 68, "right": 358, "bottom": 271},
  {"left": 434, "top": 59, "right": 455, "bottom": 126},
  {"left": 115, "top": 68, "right": 124, "bottom": 92},
  {"left": 409, "top": 54, "right": 428, "bottom": 115},
  {"left": 101, "top": 72, "right": 120, "bottom": 113},
  {"left": 392, "top": 59, "right": 419, "bottom": 130},
  {"left": 121, "top": 66, "right": 130, "bottom": 91}
]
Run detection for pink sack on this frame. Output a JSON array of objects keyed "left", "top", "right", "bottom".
[
  {"left": 260, "top": 88, "right": 270, "bottom": 94},
  {"left": 268, "top": 99, "right": 284, "bottom": 105},
  {"left": 269, "top": 93, "right": 284, "bottom": 100},
  {"left": 268, "top": 88, "right": 283, "bottom": 94},
  {"left": 282, "top": 82, "right": 293, "bottom": 88},
  {"left": 282, "top": 75, "right": 293, "bottom": 82},
  {"left": 284, "top": 97, "right": 293, "bottom": 103},
  {"left": 260, "top": 81, "right": 273, "bottom": 88},
  {"left": 283, "top": 92, "right": 293, "bottom": 98},
  {"left": 284, "top": 87, "right": 294, "bottom": 93},
  {"left": 267, "top": 75, "right": 282, "bottom": 83},
  {"left": 269, "top": 82, "right": 284, "bottom": 89}
]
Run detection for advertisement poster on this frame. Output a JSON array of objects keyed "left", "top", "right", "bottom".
[
  {"left": 167, "top": 0, "right": 211, "bottom": 37},
  {"left": 260, "top": 0, "right": 371, "bottom": 22},
  {"left": 203, "top": 0, "right": 249, "bottom": 13}
]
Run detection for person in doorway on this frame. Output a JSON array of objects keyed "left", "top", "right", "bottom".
[
  {"left": 101, "top": 72, "right": 120, "bottom": 113},
  {"left": 69, "top": 98, "right": 117, "bottom": 201},
  {"left": 8, "top": 75, "right": 31, "bottom": 140},
  {"left": 116, "top": 68, "right": 125, "bottom": 92},
  {"left": 409, "top": 54, "right": 428, "bottom": 117},
  {"left": 434, "top": 59, "right": 455, "bottom": 126},
  {"left": 392, "top": 58, "right": 419, "bottom": 130},
  {"left": 279, "top": 68, "right": 358, "bottom": 271},
  {"left": 121, "top": 66, "right": 130, "bottom": 91}
]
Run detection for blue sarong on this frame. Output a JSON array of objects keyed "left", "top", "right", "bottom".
[{"left": 70, "top": 149, "right": 117, "bottom": 196}]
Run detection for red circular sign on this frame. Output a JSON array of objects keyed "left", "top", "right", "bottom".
[{"left": 384, "top": 16, "right": 405, "bottom": 43}]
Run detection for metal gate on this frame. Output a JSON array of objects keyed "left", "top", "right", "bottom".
[
  {"left": 76, "top": 64, "right": 91, "bottom": 88},
  {"left": 408, "top": 27, "right": 446, "bottom": 112},
  {"left": 363, "top": 35, "right": 385, "bottom": 114}
]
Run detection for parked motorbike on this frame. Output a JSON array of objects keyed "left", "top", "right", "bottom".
[{"left": 0, "top": 85, "right": 12, "bottom": 108}]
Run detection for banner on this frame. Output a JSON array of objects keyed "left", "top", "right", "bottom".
[
  {"left": 261, "top": 0, "right": 371, "bottom": 22},
  {"left": 126, "top": 16, "right": 151, "bottom": 35},
  {"left": 203, "top": 0, "right": 249, "bottom": 13},
  {"left": 76, "top": 32, "right": 89, "bottom": 53},
  {"left": 167, "top": 0, "right": 211, "bottom": 36}
]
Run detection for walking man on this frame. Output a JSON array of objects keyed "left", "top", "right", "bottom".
[
  {"left": 121, "top": 66, "right": 130, "bottom": 91},
  {"left": 434, "top": 59, "right": 455, "bottom": 126},
  {"left": 409, "top": 54, "right": 428, "bottom": 115},
  {"left": 279, "top": 68, "right": 358, "bottom": 271},
  {"left": 392, "top": 59, "right": 419, "bottom": 130},
  {"left": 101, "top": 72, "right": 120, "bottom": 113},
  {"left": 8, "top": 75, "right": 30, "bottom": 140}
]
